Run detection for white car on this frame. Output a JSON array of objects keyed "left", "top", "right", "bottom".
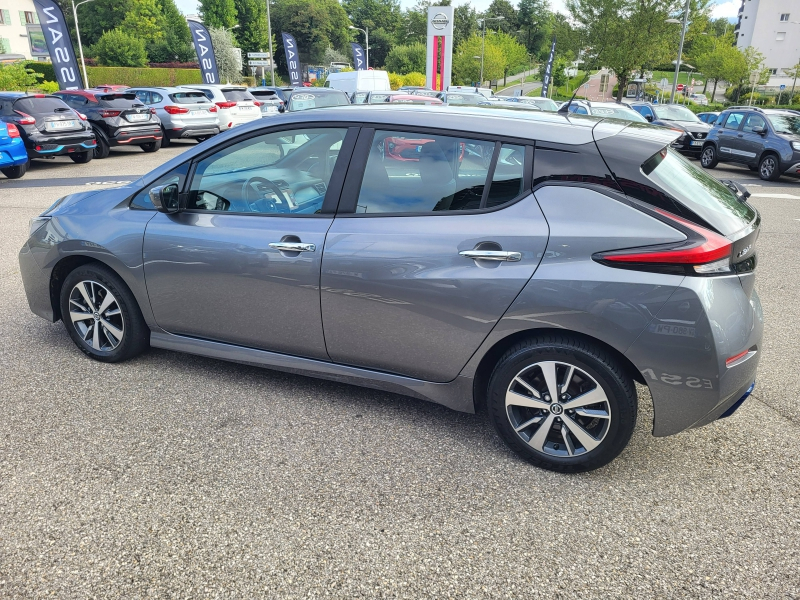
[
  {"left": 689, "top": 93, "right": 709, "bottom": 106},
  {"left": 178, "top": 85, "right": 261, "bottom": 130}
]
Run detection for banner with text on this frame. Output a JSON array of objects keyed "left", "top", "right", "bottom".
[
  {"left": 541, "top": 35, "right": 556, "bottom": 99},
  {"left": 187, "top": 20, "right": 219, "bottom": 85},
  {"left": 33, "top": 0, "right": 82, "bottom": 89},
  {"left": 282, "top": 32, "right": 301, "bottom": 86},
  {"left": 351, "top": 43, "right": 366, "bottom": 70}
]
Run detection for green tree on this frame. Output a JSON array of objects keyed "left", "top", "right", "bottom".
[
  {"left": 272, "top": 0, "right": 351, "bottom": 70},
  {"left": 0, "top": 63, "right": 43, "bottom": 90},
  {"left": 148, "top": 0, "right": 195, "bottom": 63},
  {"left": 694, "top": 32, "right": 737, "bottom": 101},
  {"left": 121, "top": 0, "right": 164, "bottom": 47},
  {"left": 453, "top": 3, "right": 477, "bottom": 48},
  {"left": 517, "top": 0, "right": 549, "bottom": 55},
  {"left": 234, "top": 0, "right": 270, "bottom": 67},
  {"left": 93, "top": 28, "right": 148, "bottom": 67},
  {"left": 200, "top": 0, "right": 238, "bottom": 29},
  {"left": 484, "top": 0, "right": 518, "bottom": 36},
  {"left": 343, "top": 0, "right": 403, "bottom": 32},
  {"left": 452, "top": 33, "right": 504, "bottom": 84},
  {"left": 209, "top": 26, "right": 243, "bottom": 82},
  {"left": 64, "top": 0, "right": 129, "bottom": 47},
  {"left": 491, "top": 31, "right": 529, "bottom": 83},
  {"left": 384, "top": 42, "right": 426, "bottom": 73}
]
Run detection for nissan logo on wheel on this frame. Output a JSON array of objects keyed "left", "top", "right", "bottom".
[{"left": 431, "top": 13, "right": 449, "bottom": 30}]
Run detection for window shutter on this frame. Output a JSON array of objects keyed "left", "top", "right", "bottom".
[
  {"left": 2, "top": 10, "right": 10, "bottom": 25},
  {"left": 34, "top": 11, "right": 39, "bottom": 24},
  {"left": 0, "top": 37, "right": 9, "bottom": 53},
  {"left": 19, "top": 10, "right": 26, "bottom": 25}
]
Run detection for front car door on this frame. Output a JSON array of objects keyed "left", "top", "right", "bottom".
[
  {"left": 739, "top": 112, "right": 769, "bottom": 166},
  {"left": 320, "top": 127, "right": 549, "bottom": 383},
  {"left": 717, "top": 111, "right": 746, "bottom": 162},
  {"left": 143, "top": 125, "right": 357, "bottom": 359}
]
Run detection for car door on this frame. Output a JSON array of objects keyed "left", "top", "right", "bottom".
[
  {"left": 320, "top": 128, "right": 549, "bottom": 383},
  {"left": 739, "top": 113, "right": 768, "bottom": 166},
  {"left": 717, "top": 111, "right": 746, "bottom": 162},
  {"left": 143, "top": 125, "right": 357, "bottom": 359}
]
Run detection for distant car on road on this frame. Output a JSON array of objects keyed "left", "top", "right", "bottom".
[
  {"left": 688, "top": 93, "right": 709, "bottom": 106},
  {"left": 0, "top": 92, "right": 96, "bottom": 164},
  {"left": 128, "top": 87, "right": 220, "bottom": 146},
  {"left": 0, "top": 120, "right": 30, "bottom": 179}
]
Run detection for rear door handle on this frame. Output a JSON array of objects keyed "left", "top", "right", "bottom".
[
  {"left": 269, "top": 242, "right": 316, "bottom": 252},
  {"left": 459, "top": 250, "right": 521, "bottom": 262}
]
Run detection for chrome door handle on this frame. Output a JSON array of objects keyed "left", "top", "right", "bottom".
[
  {"left": 269, "top": 242, "right": 316, "bottom": 252},
  {"left": 459, "top": 250, "right": 521, "bottom": 262}
]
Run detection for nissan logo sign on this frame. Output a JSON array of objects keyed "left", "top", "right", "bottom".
[{"left": 431, "top": 13, "right": 449, "bottom": 30}]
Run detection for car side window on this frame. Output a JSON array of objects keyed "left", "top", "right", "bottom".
[
  {"left": 724, "top": 112, "right": 745, "bottom": 130},
  {"left": 188, "top": 127, "right": 348, "bottom": 215},
  {"left": 134, "top": 90, "right": 149, "bottom": 104},
  {"left": 485, "top": 144, "right": 525, "bottom": 208},
  {"left": 743, "top": 114, "right": 766, "bottom": 133},
  {"left": 152, "top": 92, "right": 163, "bottom": 103},
  {"left": 130, "top": 162, "right": 190, "bottom": 210}
]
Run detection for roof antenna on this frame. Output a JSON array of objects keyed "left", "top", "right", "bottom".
[{"left": 558, "top": 71, "right": 591, "bottom": 114}]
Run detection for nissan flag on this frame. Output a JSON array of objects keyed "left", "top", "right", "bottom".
[
  {"left": 282, "top": 32, "right": 301, "bottom": 86},
  {"left": 541, "top": 35, "right": 557, "bottom": 99},
  {"left": 351, "top": 43, "right": 366, "bottom": 71},
  {"left": 187, "top": 19, "right": 220, "bottom": 84},
  {"left": 32, "top": 0, "right": 82, "bottom": 89}
]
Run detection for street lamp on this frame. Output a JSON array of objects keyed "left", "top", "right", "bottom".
[
  {"left": 349, "top": 25, "right": 369, "bottom": 68},
  {"left": 71, "top": 0, "right": 95, "bottom": 88},
  {"left": 666, "top": 0, "right": 691, "bottom": 104},
  {"left": 477, "top": 15, "right": 504, "bottom": 85},
  {"left": 265, "top": 0, "right": 275, "bottom": 86}
]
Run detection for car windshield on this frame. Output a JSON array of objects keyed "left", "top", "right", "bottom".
[
  {"left": 13, "top": 97, "right": 70, "bottom": 114},
  {"left": 521, "top": 97, "right": 558, "bottom": 111},
  {"left": 289, "top": 92, "right": 349, "bottom": 110},
  {"left": 444, "top": 94, "right": 483, "bottom": 105},
  {"left": 653, "top": 105, "right": 700, "bottom": 122},
  {"left": 767, "top": 114, "right": 800, "bottom": 135},
  {"left": 369, "top": 93, "right": 396, "bottom": 103},
  {"left": 222, "top": 89, "right": 254, "bottom": 102},
  {"left": 590, "top": 106, "right": 647, "bottom": 122},
  {"left": 642, "top": 147, "right": 756, "bottom": 235},
  {"left": 169, "top": 92, "right": 208, "bottom": 104},
  {"left": 412, "top": 90, "right": 439, "bottom": 97}
]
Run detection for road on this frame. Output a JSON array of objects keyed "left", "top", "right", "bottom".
[{"left": 1, "top": 142, "right": 799, "bottom": 598}]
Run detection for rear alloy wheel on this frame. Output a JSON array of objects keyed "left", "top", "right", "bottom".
[
  {"left": 700, "top": 145, "right": 718, "bottom": 169},
  {"left": 141, "top": 138, "right": 162, "bottom": 153},
  {"left": 487, "top": 335, "right": 637, "bottom": 472},
  {"left": 60, "top": 264, "right": 149, "bottom": 362},
  {"left": 69, "top": 151, "right": 92, "bottom": 164},
  {"left": 93, "top": 135, "right": 110, "bottom": 159},
  {"left": 1, "top": 160, "right": 28, "bottom": 179},
  {"left": 758, "top": 154, "right": 780, "bottom": 181}
]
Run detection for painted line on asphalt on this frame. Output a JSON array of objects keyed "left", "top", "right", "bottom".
[
  {"left": 748, "top": 193, "right": 800, "bottom": 199},
  {"left": 0, "top": 175, "right": 142, "bottom": 189}
]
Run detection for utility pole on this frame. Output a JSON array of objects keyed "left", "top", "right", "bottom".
[
  {"left": 71, "top": 0, "right": 94, "bottom": 88},
  {"left": 668, "top": 0, "right": 691, "bottom": 103},
  {"left": 265, "top": 0, "right": 275, "bottom": 85}
]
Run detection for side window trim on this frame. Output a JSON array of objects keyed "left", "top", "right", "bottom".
[{"left": 479, "top": 141, "right": 502, "bottom": 208}]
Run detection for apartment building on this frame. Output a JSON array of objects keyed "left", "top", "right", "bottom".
[
  {"left": 735, "top": 0, "right": 800, "bottom": 86},
  {"left": 0, "top": 0, "right": 49, "bottom": 62}
]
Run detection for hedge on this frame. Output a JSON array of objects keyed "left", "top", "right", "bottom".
[{"left": 24, "top": 61, "right": 202, "bottom": 87}]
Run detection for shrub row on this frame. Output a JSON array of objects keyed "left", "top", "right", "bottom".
[{"left": 23, "top": 61, "right": 203, "bottom": 88}]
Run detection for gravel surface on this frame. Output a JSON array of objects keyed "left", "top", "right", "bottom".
[{"left": 1, "top": 147, "right": 799, "bottom": 598}]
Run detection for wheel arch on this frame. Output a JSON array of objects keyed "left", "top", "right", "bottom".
[{"left": 471, "top": 327, "right": 645, "bottom": 413}]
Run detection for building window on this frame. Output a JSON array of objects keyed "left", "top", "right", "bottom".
[
  {"left": 769, "top": 68, "right": 778, "bottom": 75},
  {"left": 21, "top": 10, "right": 37, "bottom": 25},
  {"left": 780, "top": 13, "right": 790, "bottom": 21}
]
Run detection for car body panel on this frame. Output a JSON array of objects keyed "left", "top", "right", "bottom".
[
  {"left": 0, "top": 120, "right": 29, "bottom": 169},
  {"left": 177, "top": 85, "right": 261, "bottom": 130},
  {"left": 128, "top": 87, "right": 221, "bottom": 140}
]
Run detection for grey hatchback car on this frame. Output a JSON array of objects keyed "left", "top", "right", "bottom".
[{"left": 19, "top": 107, "right": 763, "bottom": 472}]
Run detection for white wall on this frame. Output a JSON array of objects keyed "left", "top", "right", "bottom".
[
  {"left": 0, "top": 0, "right": 49, "bottom": 61},
  {"left": 736, "top": 0, "right": 800, "bottom": 82}
]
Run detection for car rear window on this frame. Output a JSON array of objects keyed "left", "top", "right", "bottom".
[
  {"left": 13, "top": 97, "right": 70, "bottom": 114},
  {"left": 250, "top": 90, "right": 278, "bottom": 99},
  {"left": 445, "top": 94, "right": 482, "bottom": 105},
  {"left": 642, "top": 147, "right": 756, "bottom": 235},
  {"left": 99, "top": 94, "right": 141, "bottom": 107},
  {"left": 221, "top": 89, "right": 255, "bottom": 102},
  {"left": 169, "top": 92, "right": 208, "bottom": 104}
]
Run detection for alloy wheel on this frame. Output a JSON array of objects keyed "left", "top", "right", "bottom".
[
  {"left": 760, "top": 157, "right": 776, "bottom": 179},
  {"left": 505, "top": 361, "right": 611, "bottom": 457},
  {"left": 68, "top": 280, "right": 125, "bottom": 351},
  {"left": 701, "top": 148, "right": 714, "bottom": 167}
]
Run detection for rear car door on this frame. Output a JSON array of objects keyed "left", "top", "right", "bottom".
[
  {"left": 143, "top": 125, "right": 357, "bottom": 359},
  {"left": 320, "top": 128, "right": 548, "bottom": 383},
  {"left": 717, "top": 111, "right": 746, "bottom": 161}
]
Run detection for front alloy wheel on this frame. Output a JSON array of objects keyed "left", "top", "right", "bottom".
[
  {"left": 700, "top": 146, "right": 718, "bottom": 169},
  {"left": 68, "top": 280, "right": 125, "bottom": 351}
]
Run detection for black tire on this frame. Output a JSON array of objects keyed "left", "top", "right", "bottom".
[
  {"left": 93, "top": 134, "right": 110, "bottom": 159},
  {"left": 487, "top": 334, "right": 637, "bottom": 473},
  {"left": 69, "top": 151, "right": 93, "bottom": 164},
  {"left": 141, "top": 138, "right": 162, "bottom": 153},
  {"left": 700, "top": 145, "right": 718, "bottom": 169},
  {"left": 758, "top": 153, "right": 781, "bottom": 181},
  {"left": 160, "top": 128, "right": 171, "bottom": 147},
  {"left": 1, "top": 160, "right": 28, "bottom": 179},
  {"left": 59, "top": 263, "right": 149, "bottom": 363}
]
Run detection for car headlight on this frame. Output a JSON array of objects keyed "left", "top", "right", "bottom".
[{"left": 792, "top": 141, "right": 800, "bottom": 151}]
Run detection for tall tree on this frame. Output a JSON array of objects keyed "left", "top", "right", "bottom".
[
  {"left": 209, "top": 26, "right": 243, "bottom": 82},
  {"left": 149, "top": 0, "right": 194, "bottom": 63},
  {"left": 484, "top": 0, "right": 518, "bottom": 36},
  {"left": 342, "top": 0, "right": 402, "bottom": 32},
  {"left": 453, "top": 3, "right": 476, "bottom": 49},
  {"left": 121, "top": 0, "right": 164, "bottom": 46},
  {"left": 234, "top": 0, "right": 270, "bottom": 62},
  {"left": 272, "top": 0, "right": 351, "bottom": 71},
  {"left": 452, "top": 34, "right": 504, "bottom": 84},
  {"left": 200, "top": 0, "right": 237, "bottom": 29},
  {"left": 517, "top": 0, "right": 549, "bottom": 55}
]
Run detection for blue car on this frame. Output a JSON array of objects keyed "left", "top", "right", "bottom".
[{"left": 0, "top": 121, "right": 29, "bottom": 179}]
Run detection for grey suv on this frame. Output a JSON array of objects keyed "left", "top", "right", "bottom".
[
  {"left": 128, "top": 87, "right": 220, "bottom": 146},
  {"left": 700, "top": 107, "right": 800, "bottom": 181},
  {"left": 18, "top": 107, "right": 763, "bottom": 472}
]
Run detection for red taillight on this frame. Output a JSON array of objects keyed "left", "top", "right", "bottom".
[
  {"left": 33, "top": 94, "right": 45, "bottom": 98},
  {"left": 150, "top": 107, "right": 157, "bottom": 114},
  {"left": 164, "top": 105, "right": 189, "bottom": 115},
  {"left": 595, "top": 208, "right": 732, "bottom": 275},
  {"left": 726, "top": 349, "right": 750, "bottom": 366},
  {"left": 99, "top": 110, "right": 121, "bottom": 118},
  {"left": 208, "top": 105, "right": 218, "bottom": 112},
  {"left": 6, "top": 123, "right": 20, "bottom": 138},
  {"left": 216, "top": 101, "right": 237, "bottom": 109},
  {"left": 73, "top": 110, "right": 87, "bottom": 121},
  {"left": 253, "top": 101, "right": 262, "bottom": 107},
  {"left": 14, "top": 111, "right": 36, "bottom": 125}
]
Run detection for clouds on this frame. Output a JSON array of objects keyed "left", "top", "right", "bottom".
[{"left": 710, "top": 1, "right": 741, "bottom": 19}]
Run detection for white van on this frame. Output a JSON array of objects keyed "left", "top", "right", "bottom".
[
  {"left": 448, "top": 85, "right": 495, "bottom": 99},
  {"left": 325, "top": 70, "right": 391, "bottom": 96}
]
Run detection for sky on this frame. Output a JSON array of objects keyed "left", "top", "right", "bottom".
[{"left": 174, "top": 0, "right": 741, "bottom": 21}]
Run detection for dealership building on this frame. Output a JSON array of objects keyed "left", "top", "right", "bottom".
[
  {"left": 0, "top": 0, "right": 48, "bottom": 62},
  {"left": 735, "top": 0, "right": 800, "bottom": 88}
]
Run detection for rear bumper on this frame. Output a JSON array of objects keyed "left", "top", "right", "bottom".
[
  {"left": 109, "top": 126, "right": 162, "bottom": 146},
  {"left": 626, "top": 275, "right": 763, "bottom": 437},
  {"left": 0, "top": 140, "right": 29, "bottom": 166},
  {"left": 27, "top": 139, "right": 96, "bottom": 158},
  {"left": 168, "top": 124, "right": 220, "bottom": 139}
]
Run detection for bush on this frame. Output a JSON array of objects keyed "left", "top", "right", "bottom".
[
  {"left": 401, "top": 72, "right": 426, "bottom": 87},
  {"left": 93, "top": 29, "right": 148, "bottom": 67},
  {"left": 85, "top": 66, "right": 202, "bottom": 87},
  {"left": 384, "top": 43, "right": 426, "bottom": 75},
  {"left": 148, "top": 61, "right": 200, "bottom": 69},
  {"left": 0, "top": 63, "right": 43, "bottom": 90},
  {"left": 39, "top": 81, "right": 60, "bottom": 94},
  {"left": 388, "top": 72, "right": 404, "bottom": 90},
  {"left": 23, "top": 61, "right": 55, "bottom": 82}
]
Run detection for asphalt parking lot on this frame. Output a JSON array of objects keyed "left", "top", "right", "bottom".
[{"left": 1, "top": 143, "right": 799, "bottom": 598}]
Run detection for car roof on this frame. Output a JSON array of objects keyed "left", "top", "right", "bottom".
[
  {"left": 590, "top": 102, "right": 633, "bottom": 108},
  {"left": 127, "top": 86, "right": 193, "bottom": 93}
]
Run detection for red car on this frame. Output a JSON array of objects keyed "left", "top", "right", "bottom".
[
  {"left": 92, "top": 84, "right": 131, "bottom": 93},
  {"left": 384, "top": 137, "right": 465, "bottom": 162}
]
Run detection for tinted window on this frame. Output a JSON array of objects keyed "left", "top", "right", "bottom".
[
  {"left": 169, "top": 92, "right": 208, "bottom": 104},
  {"left": 589, "top": 106, "right": 647, "bottom": 121},
  {"left": 99, "top": 94, "right": 141, "bottom": 107},
  {"left": 133, "top": 90, "right": 150, "bottom": 104},
  {"left": 743, "top": 114, "right": 766, "bottom": 133},
  {"left": 569, "top": 105, "right": 589, "bottom": 115},
  {"left": 289, "top": 92, "right": 349, "bottom": 111},
  {"left": 14, "top": 97, "right": 70, "bottom": 114},
  {"left": 356, "top": 130, "right": 494, "bottom": 213},
  {"left": 152, "top": 92, "right": 163, "bottom": 103},
  {"left": 485, "top": 144, "right": 525, "bottom": 208},
  {"left": 130, "top": 163, "right": 189, "bottom": 210},
  {"left": 652, "top": 105, "right": 700, "bottom": 122},
  {"left": 642, "top": 148, "right": 756, "bottom": 236},
  {"left": 444, "top": 94, "right": 483, "bottom": 105},
  {"left": 58, "top": 94, "right": 88, "bottom": 108},
  {"left": 724, "top": 112, "right": 744, "bottom": 130},
  {"left": 188, "top": 128, "right": 347, "bottom": 214},
  {"left": 221, "top": 89, "right": 254, "bottom": 102}
]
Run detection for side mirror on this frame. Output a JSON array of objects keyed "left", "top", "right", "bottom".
[
  {"left": 149, "top": 183, "right": 180, "bottom": 214},
  {"left": 645, "top": 114, "right": 654, "bottom": 122},
  {"left": 752, "top": 126, "right": 766, "bottom": 135},
  {"left": 278, "top": 104, "right": 286, "bottom": 113}
]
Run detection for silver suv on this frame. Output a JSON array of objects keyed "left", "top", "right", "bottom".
[{"left": 128, "top": 87, "right": 220, "bottom": 146}]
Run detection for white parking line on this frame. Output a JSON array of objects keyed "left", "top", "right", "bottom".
[{"left": 748, "top": 193, "right": 800, "bottom": 199}]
